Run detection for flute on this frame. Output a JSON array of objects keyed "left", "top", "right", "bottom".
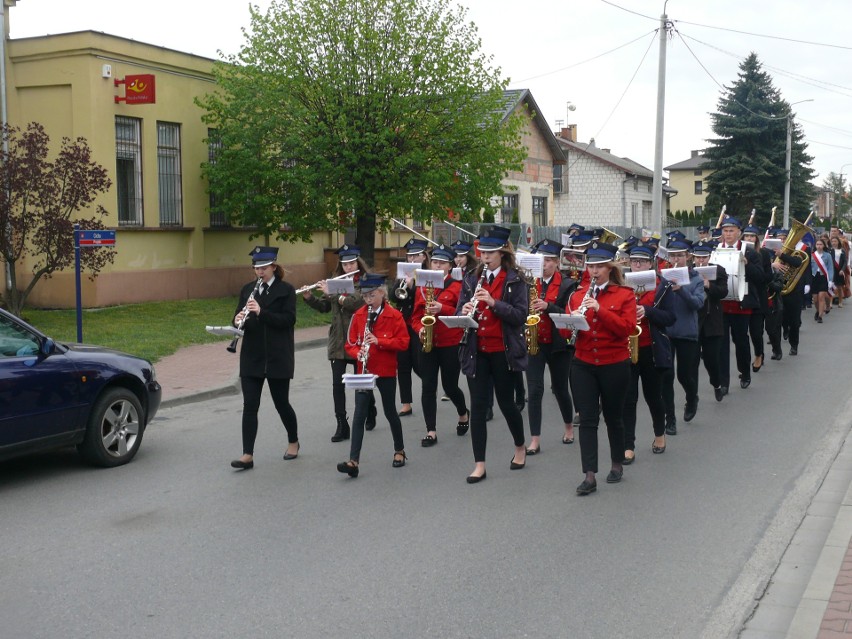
[
  {"left": 295, "top": 271, "right": 356, "bottom": 295},
  {"left": 227, "top": 277, "right": 263, "bottom": 353}
]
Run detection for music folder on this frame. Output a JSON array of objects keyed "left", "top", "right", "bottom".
[
  {"left": 206, "top": 325, "right": 243, "bottom": 337},
  {"left": 624, "top": 269, "right": 657, "bottom": 291},
  {"left": 694, "top": 266, "right": 718, "bottom": 279},
  {"left": 415, "top": 269, "right": 446, "bottom": 288},
  {"left": 660, "top": 267, "right": 690, "bottom": 286},
  {"left": 396, "top": 262, "right": 419, "bottom": 279},
  {"left": 548, "top": 313, "right": 589, "bottom": 331},
  {"left": 438, "top": 315, "right": 478, "bottom": 329},
  {"left": 327, "top": 278, "right": 355, "bottom": 295},
  {"left": 342, "top": 373, "right": 378, "bottom": 390}
]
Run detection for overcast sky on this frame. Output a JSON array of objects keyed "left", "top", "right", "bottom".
[{"left": 9, "top": 0, "right": 852, "bottom": 200}]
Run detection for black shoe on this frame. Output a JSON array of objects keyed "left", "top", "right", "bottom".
[
  {"left": 572, "top": 414, "right": 581, "bottom": 427},
  {"left": 683, "top": 399, "right": 698, "bottom": 423},
  {"left": 282, "top": 442, "right": 300, "bottom": 460},
  {"left": 714, "top": 386, "right": 724, "bottom": 402},
  {"left": 337, "top": 461, "right": 359, "bottom": 478},
  {"left": 485, "top": 407, "right": 494, "bottom": 422},
  {"left": 398, "top": 407, "right": 413, "bottom": 417},
  {"left": 790, "top": 346, "right": 798, "bottom": 356},
  {"left": 817, "top": 316, "right": 823, "bottom": 323},
  {"left": 510, "top": 455, "right": 526, "bottom": 470},
  {"left": 665, "top": 418, "right": 677, "bottom": 436},
  {"left": 622, "top": 452, "right": 635, "bottom": 465},
  {"left": 366, "top": 404, "right": 377, "bottom": 431},
  {"left": 815, "top": 311, "right": 819, "bottom": 321},
  {"left": 652, "top": 440, "right": 666, "bottom": 454},
  {"left": 782, "top": 327, "right": 789, "bottom": 341},
  {"left": 466, "top": 471, "right": 487, "bottom": 484},
  {"left": 421, "top": 434, "right": 437, "bottom": 447},
  {"left": 331, "top": 415, "right": 350, "bottom": 442},
  {"left": 606, "top": 469, "right": 623, "bottom": 484},
  {"left": 576, "top": 479, "right": 597, "bottom": 495},
  {"left": 230, "top": 459, "right": 254, "bottom": 470},
  {"left": 392, "top": 451, "right": 407, "bottom": 468},
  {"left": 740, "top": 377, "right": 751, "bottom": 389},
  {"left": 752, "top": 355, "right": 763, "bottom": 373},
  {"left": 525, "top": 446, "right": 541, "bottom": 455},
  {"left": 770, "top": 350, "right": 782, "bottom": 361},
  {"left": 456, "top": 411, "right": 470, "bottom": 436},
  {"left": 720, "top": 385, "right": 729, "bottom": 397}
]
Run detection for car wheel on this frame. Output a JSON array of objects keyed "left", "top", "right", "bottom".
[{"left": 78, "top": 387, "right": 145, "bottom": 467}]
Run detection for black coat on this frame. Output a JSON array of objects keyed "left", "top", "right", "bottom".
[
  {"left": 543, "top": 271, "right": 579, "bottom": 354},
  {"left": 699, "top": 264, "right": 728, "bottom": 337},
  {"left": 644, "top": 279, "right": 676, "bottom": 369},
  {"left": 234, "top": 278, "right": 296, "bottom": 379}
]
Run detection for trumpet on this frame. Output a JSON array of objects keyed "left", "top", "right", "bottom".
[
  {"left": 460, "top": 272, "right": 487, "bottom": 346},
  {"left": 394, "top": 279, "right": 410, "bottom": 300},
  {"left": 227, "top": 277, "right": 263, "bottom": 353},
  {"left": 295, "top": 271, "right": 356, "bottom": 295}
]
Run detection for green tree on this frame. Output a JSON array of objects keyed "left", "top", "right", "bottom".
[
  {"left": 0, "top": 123, "right": 114, "bottom": 316},
  {"left": 822, "top": 172, "right": 851, "bottom": 226},
  {"left": 704, "top": 53, "right": 815, "bottom": 226},
  {"left": 198, "top": 0, "right": 526, "bottom": 263}
]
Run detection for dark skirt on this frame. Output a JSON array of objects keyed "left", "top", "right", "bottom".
[{"left": 812, "top": 272, "right": 829, "bottom": 294}]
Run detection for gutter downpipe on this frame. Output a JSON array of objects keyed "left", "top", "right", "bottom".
[{"left": 1, "top": 2, "right": 10, "bottom": 292}]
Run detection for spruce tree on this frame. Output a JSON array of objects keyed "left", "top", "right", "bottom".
[{"left": 704, "top": 53, "right": 815, "bottom": 226}]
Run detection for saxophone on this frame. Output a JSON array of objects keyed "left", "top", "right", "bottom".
[
  {"left": 420, "top": 283, "right": 436, "bottom": 353},
  {"left": 567, "top": 275, "right": 597, "bottom": 347},
  {"left": 628, "top": 286, "right": 644, "bottom": 364},
  {"left": 524, "top": 276, "right": 541, "bottom": 355}
]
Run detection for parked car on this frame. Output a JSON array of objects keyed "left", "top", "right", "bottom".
[{"left": 0, "top": 308, "right": 162, "bottom": 466}]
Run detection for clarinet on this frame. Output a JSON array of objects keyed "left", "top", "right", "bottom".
[
  {"left": 358, "top": 304, "right": 375, "bottom": 374},
  {"left": 567, "top": 275, "right": 597, "bottom": 347},
  {"left": 459, "top": 272, "right": 488, "bottom": 346},
  {"left": 227, "top": 277, "right": 263, "bottom": 353}
]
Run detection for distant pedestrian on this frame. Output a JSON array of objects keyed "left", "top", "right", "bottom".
[{"left": 231, "top": 246, "right": 299, "bottom": 470}]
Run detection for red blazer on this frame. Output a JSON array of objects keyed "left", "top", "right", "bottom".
[
  {"left": 565, "top": 283, "right": 636, "bottom": 365},
  {"left": 411, "top": 278, "right": 463, "bottom": 348},
  {"left": 345, "top": 303, "right": 409, "bottom": 377}
]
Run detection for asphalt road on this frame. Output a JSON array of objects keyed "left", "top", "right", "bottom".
[{"left": 2, "top": 309, "right": 851, "bottom": 638}]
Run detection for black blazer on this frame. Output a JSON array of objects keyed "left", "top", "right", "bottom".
[
  {"left": 699, "top": 264, "right": 728, "bottom": 338},
  {"left": 543, "top": 271, "right": 579, "bottom": 353},
  {"left": 234, "top": 278, "right": 296, "bottom": 379}
]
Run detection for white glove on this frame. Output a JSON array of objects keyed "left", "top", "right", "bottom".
[{"left": 804, "top": 284, "right": 811, "bottom": 294}]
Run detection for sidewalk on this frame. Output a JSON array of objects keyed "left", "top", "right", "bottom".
[
  {"left": 153, "top": 323, "right": 852, "bottom": 638},
  {"left": 156, "top": 325, "right": 328, "bottom": 409}
]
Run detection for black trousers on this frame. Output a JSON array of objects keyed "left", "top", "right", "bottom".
[
  {"left": 570, "top": 359, "right": 630, "bottom": 474},
  {"left": 765, "top": 302, "right": 783, "bottom": 355},
  {"left": 397, "top": 325, "right": 422, "bottom": 404},
  {"left": 420, "top": 345, "right": 467, "bottom": 432},
  {"left": 485, "top": 371, "right": 525, "bottom": 409},
  {"left": 623, "top": 345, "right": 666, "bottom": 450},
  {"left": 782, "top": 291, "right": 803, "bottom": 348},
  {"left": 525, "top": 343, "right": 573, "bottom": 437},
  {"left": 466, "top": 351, "right": 526, "bottom": 462},
  {"left": 721, "top": 313, "right": 751, "bottom": 387},
  {"left": 661, "top": 338, "right": 700, "bottom": 418},
  {"left": 749, "top": 311, "right": 765, "bottom": 358},
  {"left": 699, "top": 334, "right": 723, "bottom": 389},
  {"left": 240, "top": 376, "right": 298, "bottom": 455},
  {"left": 349, "top": 377, "right": 404, "bottom": 462}
]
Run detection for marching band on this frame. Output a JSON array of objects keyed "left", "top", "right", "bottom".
[{"left": 228, "top": 214, "right": 849, "bottom": 493}]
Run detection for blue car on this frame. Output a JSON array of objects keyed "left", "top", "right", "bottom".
[{"left": 0, "top": 308, "right": 162, "bottom": 466}]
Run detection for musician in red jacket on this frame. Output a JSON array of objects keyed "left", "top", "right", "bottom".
[
  {"left": 412, "top": 245, "right": 470, "bottom": 446},
  {"left": 337, "top": 274, "right": 410, "bottom": 478},
  {"left": 566, "top": 242, "right": 637, "bottom": 496}
]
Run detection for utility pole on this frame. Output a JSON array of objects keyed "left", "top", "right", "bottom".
[
  {"left": 651, "top": 6, "right": 671, "bottom": 235},
  {"left": 782, "top": 99, "right": 813, "bottom": 228}
]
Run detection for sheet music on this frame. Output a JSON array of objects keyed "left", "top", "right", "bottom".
[
  {"left": 561, "top": 233, "right": 572, "bottom": 246},
  {"left": 517, "top": 252, "right": 544, "bottom": 279},
  {"left": 451, "top": 267, "right": 463, "bottom": 281},
  {"left": 415, "top": 269, "right": 446, "bottom": 288},
  {"left": 206, "top": 325, "right": 243, "bottom": 337},
  {"left": 660, "top": 266, "right": 690, "bottom": 286},
  {"left": 624, "top": 270, "right": 657, "bottom": 291},
  {"left": 694, "top": 266, "right": 718, "bottom": 278},
  {"left": 396, "top": 262, "right": 419, "bottom": 279},
  {"left": 548, "top": 313, "right": 590, "bottom": 331},
  {"left": 327, "top": 278, "right": 356, "bottom": 295},
  {"left": 438, "top": 315, "right": 478, "bottom": 329},
  {"left": 656, "top": 246, "right": 669, "bottom": 260},
  {"left": 763, "top": 238, "right": 783, "bottom": 251}
]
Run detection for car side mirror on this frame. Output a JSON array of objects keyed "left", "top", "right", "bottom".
[{"left": 41, "top": 337, "right": 55, "bottom": 357}]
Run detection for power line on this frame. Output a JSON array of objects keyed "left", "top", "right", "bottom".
[
  {"left": 516, "top": 29, "right": 658, "bottom": 83},
  {"left": 598, "top": 0, "right": 657, "bottom": 22},
  {"left": 798, "top": 118, "right": 852, "bottom": 139},
  {"left": 673, "top": 18, "right": 852, "bottom": 51},
  {"left": 808, "top": 139, "right": 852, "bottom": 151}
]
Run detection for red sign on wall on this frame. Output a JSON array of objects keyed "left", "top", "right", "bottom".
[{"left": 114, "top": 74, "right": 156, "bottom": 104}]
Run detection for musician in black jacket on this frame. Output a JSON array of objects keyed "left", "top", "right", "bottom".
[
  {"left": 524, "top": 239, "right": 578, "bottom": 454},
  {"left": 391, "top": 238, "right": 428, "bottom": 416},
  {"left": 774, "top": 227, "right": 809, "bottom": 356},
  {"left": 742, "top": 225, "right": 773, "bottom": 373},
  {"left": 231, "top": 247, "right": 299, "bottom": 470},
  {"left": 691, "top": 240, "right": 728, "bottom": 401}
]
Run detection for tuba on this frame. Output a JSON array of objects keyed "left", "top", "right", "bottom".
[
  {"left": 774, "top": 217, "right": 813, "bottom": 295},
  {"left": 420, "top": 283, "right": 436, "bottom": 353},
  {"left": 524, "top": 276, "right": 541, "bottom": 355}
]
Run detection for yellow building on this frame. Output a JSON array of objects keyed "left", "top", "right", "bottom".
[{"left": 665, "top": 150, "right": 713, "bottom": 217}]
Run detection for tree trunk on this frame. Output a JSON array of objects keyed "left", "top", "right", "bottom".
[
  {"left": 355, "top": 209, "right": 377, "bottom": 269},
  {"left": 4, "top": 259, "right": 22, "bottom": 317}
]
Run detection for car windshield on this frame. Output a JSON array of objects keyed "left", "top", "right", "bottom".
[{"left": 0, "top": 314, "right": 40, "bottom": 357}]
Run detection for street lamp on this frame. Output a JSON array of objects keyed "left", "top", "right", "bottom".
[{"left": 783, "top": 99, "right": 814, "bottom": 228}]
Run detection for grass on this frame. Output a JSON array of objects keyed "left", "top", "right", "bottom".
[{"left": 20, "top": 296, "right": 331, "bottom": 363}]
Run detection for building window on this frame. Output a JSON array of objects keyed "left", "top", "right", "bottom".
[
  {"left": 532, "top": 196, "right": 547, "bottom": 227},
  {"left": 633, "top": 179, "right": 638, "bottom": 191},
  {"left": 413, "top": 219, "right": 424, "bottom": 231},
  {"left": 553, "top": 164, "right": 563, "bottom": 194},
  {"left": 694, "top": 169, "right": 703, "bottom": 176},
  {"left": 501, "top": 194, "right": 518, "bottom": 224},
  {"left": 647, "top": 181, "right": 652, "bottom": 193},
  {"left": 694, "top": 180, "right": 703, "bottom": 195},
  {"left": 694, "top": 205, "right": 703, "bottom": 217},
  {"left": 115, "top": 116, "right": 143, "bottom": 226},
  {"left": 207, "top": 128, "right": 228, "bottom": 227},
  {"left": 631, "top": 203, "right": 638, "bottom": 227},
  {"left": 157, "top": 122, "right": 182, "bottom": 226}
]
